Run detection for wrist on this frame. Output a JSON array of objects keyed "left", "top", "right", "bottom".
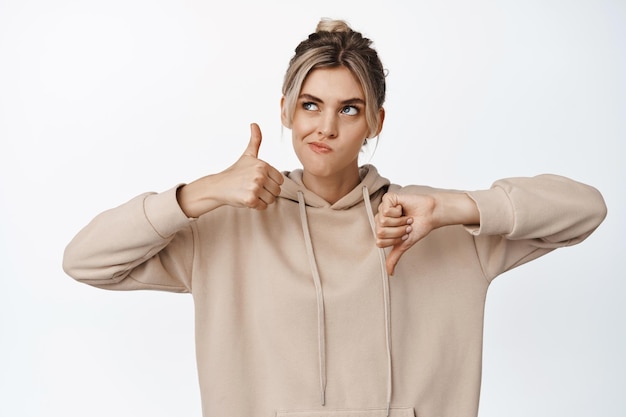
[
  {"left": 176, "top": 176, "right": 224, "bottom": 218},
  {"left": 433, "top": 193, "right": 480, "bottom": 228}
]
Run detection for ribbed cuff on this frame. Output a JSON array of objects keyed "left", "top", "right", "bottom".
[
  {"left": 465, "top": 186, "right": 514, "bottom": 236},
  {"left": 143, "top": 185, "right": 193, "bottom": 238}
]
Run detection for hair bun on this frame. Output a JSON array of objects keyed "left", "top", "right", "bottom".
[{"left": 316, "top": 18, "right": 352, "bottom": 33}]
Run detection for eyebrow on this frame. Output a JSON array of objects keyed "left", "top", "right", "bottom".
[{"left": 298, "top": 93, "right": 366, "bottom": 106}]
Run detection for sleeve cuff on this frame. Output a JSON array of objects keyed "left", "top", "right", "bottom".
[
  {"left": 465, "top": 186, "right": 514, "bottom": 236},
  {"left": 143, "top": 185, "right": 193, "bottom": 238}
]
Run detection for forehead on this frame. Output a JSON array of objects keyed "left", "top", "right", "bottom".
[{"left": 300, "top": 66, "right": 365, "bottom": 100}]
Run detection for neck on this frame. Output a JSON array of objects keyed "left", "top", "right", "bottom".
[{"left": 302, "top": 168, "right": 361, "bottom": 205}]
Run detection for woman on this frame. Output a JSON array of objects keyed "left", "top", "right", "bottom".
[{"left": 63, "top": 19, "right": 607, "bottom": 417}]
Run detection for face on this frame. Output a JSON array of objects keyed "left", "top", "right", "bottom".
[{"left": 282, "top": 66, "right": 375, "bottom": 184}]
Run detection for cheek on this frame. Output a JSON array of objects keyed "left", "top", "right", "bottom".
[
  {"left": 347, "top": 122, "right": 370, "bottom": 144},
  {"left": 291, "top": 115, "right": 315, "bottom": 139},
  {"left": 290, "top": 119, "right": 307, "bottom": 150}
]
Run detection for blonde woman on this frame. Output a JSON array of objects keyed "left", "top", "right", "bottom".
[{"left": 63, "top": 19, "right": 607, "bottom": 417}]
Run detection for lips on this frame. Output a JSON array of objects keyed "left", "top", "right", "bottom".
[{"left": 308, "top": 141, "right": 332, "bottom": 154}]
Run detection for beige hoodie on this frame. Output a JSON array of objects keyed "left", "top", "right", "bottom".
[{"left": 63, "top": 165, "right": 606, "bottom": 417}]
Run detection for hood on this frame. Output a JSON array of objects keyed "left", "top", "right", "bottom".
[{"left": 279, "top": 164, "right": 390, "bottom": 209}]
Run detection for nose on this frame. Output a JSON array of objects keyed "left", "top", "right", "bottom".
[{"left": 318, "top": 112, "right": 338, "bottom": 139}]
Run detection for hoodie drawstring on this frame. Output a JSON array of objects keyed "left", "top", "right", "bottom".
[
  {"left": 297, "top": 191, "right": 327, "bottom": 406},
  {"left": 296, "top": 188, "right": 392, "bottom": 415},
  {"left": 362, "top": 186, "right": 393, "bottom": 416}
]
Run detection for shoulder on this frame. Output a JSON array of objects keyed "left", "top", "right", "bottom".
[{"left": 387, "top": 183, "right": 459, "bottom": 195}]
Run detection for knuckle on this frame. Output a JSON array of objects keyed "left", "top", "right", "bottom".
[
  {"left": 242, "top": 195, "right": 258, "bottom": 207},
  {"left": 255, "top": 161, "right": 269, "bottom": 172},
  {"left": 248, "top": 182, "right": 263, "bottom": 193},
  {"left": 252, "top": 172, "right": 265, "bottom": 184}
]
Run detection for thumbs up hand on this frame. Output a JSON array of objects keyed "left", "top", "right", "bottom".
[
  {"left": 224, "top": 123, "right": 284, "bottom": 209},
  {"left": 177, "top": 123, "right": 284, "bottom": 218}
]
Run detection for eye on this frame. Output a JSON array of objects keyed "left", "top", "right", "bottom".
[
  {"left": 340, "top": 105, "right": 359, "bottom": 116},
  {"left": 303, "top": 102, "right": 319, "bottom": 111}
]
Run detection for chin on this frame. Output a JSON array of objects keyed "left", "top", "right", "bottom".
[{"left": 302, "top": 163, "right": 334, "bottom": 178}]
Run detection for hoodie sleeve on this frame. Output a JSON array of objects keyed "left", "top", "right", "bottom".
[
  {"left": 62, "top": 186, "right": 195, "bottom": 292},
  {"left": 464, "top": 174, "right": 607, "bottom": 282}
]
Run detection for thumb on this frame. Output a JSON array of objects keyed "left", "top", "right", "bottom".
[
  {"left": 243, "top": 123, "right": 262, "bottom": 158},
  {"left": 386, "top": 246, "right": 402, "bottom": 276}
]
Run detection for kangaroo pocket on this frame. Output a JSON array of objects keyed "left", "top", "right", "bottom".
[{"left": 276, "top": 408, "right": 415, "bottom": 417}]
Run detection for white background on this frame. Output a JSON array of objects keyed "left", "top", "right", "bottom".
[{"left": 1, "top": 0, "right": 624, "bottom": 416}]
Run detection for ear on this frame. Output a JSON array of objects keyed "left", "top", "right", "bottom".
[
  {"left": 373, "top": 107, "right": 385, "bottom": 137},
  {"left": 280, "top": 96, "right": 290, "bottom": 128}
]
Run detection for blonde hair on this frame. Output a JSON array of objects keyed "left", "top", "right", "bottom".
[{"left": 282, "top": 19, "right": 386, "bottom": 138}]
